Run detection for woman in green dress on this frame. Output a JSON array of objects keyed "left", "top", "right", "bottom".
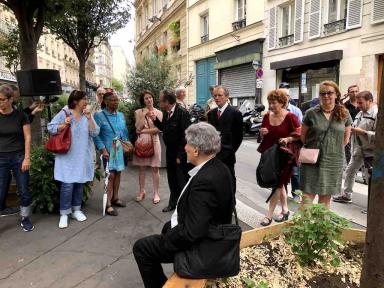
[{"left": 300, "top": 80, "right": 352, "bottom": 208}]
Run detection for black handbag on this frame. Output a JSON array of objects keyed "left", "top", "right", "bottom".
[
  {"left": 256, "top": 143, "right": 282, "bottom": 188},
  {"left": 173, "top": 202, "right": 242, "bottom": 279}
]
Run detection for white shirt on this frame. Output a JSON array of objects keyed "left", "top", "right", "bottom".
[
  {"left": 217, "top": 102, "right": 229, "bottom": 116},
  {"left": 171, "top": 159, "right": 211, "bottom": 228},
  {"left": 168, "top": 104, "right": 176, "bottom": 118}
]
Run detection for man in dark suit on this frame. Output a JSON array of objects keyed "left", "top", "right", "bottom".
[
  {"left": 133, "top": 122, "right": 234, "bottom": 288},
  {"left": 207, "top": 85, "right": 243, "bottom": 190},
  {"left": 150, "top": 89, "right": 191, "bottom": 212}
]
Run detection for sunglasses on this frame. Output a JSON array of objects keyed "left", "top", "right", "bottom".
[{"left": 319, "top": 91, "right": 336, "bottom": 96}]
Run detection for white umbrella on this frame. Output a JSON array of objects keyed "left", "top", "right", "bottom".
[{"left": 101, "top": 156, "right": 110, "bottom": 216}]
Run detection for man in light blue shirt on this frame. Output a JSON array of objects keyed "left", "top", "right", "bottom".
[{"left": 279, "top": 83, "right": 303, "bottom": 202}]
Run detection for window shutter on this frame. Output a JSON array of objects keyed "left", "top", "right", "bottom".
[
  {"left": 371, "top": 0, "right": 384, "bottom": 24},
  {"left": 294, "top": 0, "right": 305, "bottom": 43},
  {"left": 268, "top": 7, "right": 277, "bottom": 50},
  {"left": 309, "top": 0, "right": 322, "bottom": 39},
  {"left": 346, "top": 0, "right": 362, "bottom": 28}
]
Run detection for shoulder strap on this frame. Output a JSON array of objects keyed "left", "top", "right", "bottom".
[{"left": 102, "top": 111, "right": 116, "bottom": 136}]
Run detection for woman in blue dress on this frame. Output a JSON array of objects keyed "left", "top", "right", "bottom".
[
  {"left": 48, "top": 90, "right": 99, "bottom": 229},
  {"left": 94, "top": 92, "right": 129, "bottom": 216}
]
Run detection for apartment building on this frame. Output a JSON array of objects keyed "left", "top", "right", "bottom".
[
  {"left": 134, "top": 0, "right": 188, "bottom": 92},
  {"left": 112, "top": 46, "right": 130, "bottom": 98},
  {"left": 263, "top": 0, "right": 384, "bottom": 104},
  {"left": 187, "top": 0, "right": 265, "bottom": 107},
  {"left": 94, "top": 41, "right": 113, "bottom": 88}
]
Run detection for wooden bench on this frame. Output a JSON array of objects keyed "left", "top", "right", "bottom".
[{"left": 163, "top": 223, "right": 366, "bottom": 288}]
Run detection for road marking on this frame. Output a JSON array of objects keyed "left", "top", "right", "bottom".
[{"left": 235, "top": 198, "right": 265, "bottom": 229}]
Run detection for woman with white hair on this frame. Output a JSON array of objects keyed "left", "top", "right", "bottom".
[
  {"left": 133, "top": 122, "right": 235, "bottom": 288},
  {"left": 175, "top": 86, "right": 188, "bottom": 109}
]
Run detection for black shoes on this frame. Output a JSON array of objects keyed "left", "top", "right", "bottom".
[{"left": 162, "top": 206, "right": 176, "bottom": 213}]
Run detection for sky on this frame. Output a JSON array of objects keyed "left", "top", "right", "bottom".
[{"left": 110, "top": 8, "right": 136, "bottom": 66}]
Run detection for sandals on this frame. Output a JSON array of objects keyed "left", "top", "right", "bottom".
[
  {"left": 260, "top": 217, "right": 273, "bottom": 227},
  {"left": 135, "top": 192, "right": 146, "bottom": 202},
  {"left": 112, "top": 199, "right": 126, "bottom": 207},
  {"left": 274, "top": 211, "right": 290, "bottom": 223},
  {"left": 153, "top": 196, "right": 160, "bottom": 204},
  {"left": 105, "top": 205, "right": 118, "bottom": 216}
]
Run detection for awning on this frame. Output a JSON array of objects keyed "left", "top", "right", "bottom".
[
  {"left": 270, "top": 50, "right": 343, "bottom": 70},
  {"left": 214, "top": 53, "right": 261, "bottom": 70}
]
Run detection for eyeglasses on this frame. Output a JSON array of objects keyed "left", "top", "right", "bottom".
[
  {"left": 319, "top": 91, "right": 336, "bottom": 96},
  {"left": 0, "top": 97, "right": 9, "bottom": 102}
]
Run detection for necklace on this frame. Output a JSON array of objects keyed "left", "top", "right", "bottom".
[{"left": 321, "top": 107, "right": 334, "bottom": 113}]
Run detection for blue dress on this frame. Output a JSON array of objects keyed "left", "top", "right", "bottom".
[
  {"left": 47, "top": 107, "right": 100, "bottom": 183},
  {"left": 94, "top": 109, "right": 128, "bottom": 172}
]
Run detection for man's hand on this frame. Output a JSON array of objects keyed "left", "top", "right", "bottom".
[
  {"left": 31, "top": 103, "right": 45, "bottom": 115},
  {"left": 21, "top": 158, "right": 30, "bottom": 172},
  {"left": 29, "top": 101, "right": 40, "bottom": 110},
  {"left": 176, "top": 158, "right": 181, "bottom": 164},
  {"left": 351, "top": 127, "right": 366, "bottom": 135}
]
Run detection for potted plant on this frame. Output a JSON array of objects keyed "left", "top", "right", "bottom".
[
  {"left": 157, "top": 44, "right": 168, "bottom": 57},
  {"left": 168, "top": 21, "right": 180, "bottom": 53}
]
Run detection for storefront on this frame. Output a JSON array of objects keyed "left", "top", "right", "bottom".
[
  {"left": 215, "top": 40, "right": 263, "bottom": 107},
  {"left": 0, "top": 70, "right": 17, "bottom": 86},
  {"left": 271, "top": 50, "right": 343, "bottom": 106}
]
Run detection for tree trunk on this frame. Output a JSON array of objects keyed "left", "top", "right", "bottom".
[
  {"left": 360, "top": 68, "right": 384, "bottom": 287},
  {"left": 79, "top": 56, "right": 86, "bottom": 92}
]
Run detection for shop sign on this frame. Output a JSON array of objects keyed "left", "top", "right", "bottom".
[{"left": 0, "top": 70, "right": 17, "bottom": 82}]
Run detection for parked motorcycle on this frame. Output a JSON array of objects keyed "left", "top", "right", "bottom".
[
  {"left": 240, "top": 100, "right": 265, "bottom": 142},
  {"left": 188, "top": 103, "right": 206, "bottom": 124}
]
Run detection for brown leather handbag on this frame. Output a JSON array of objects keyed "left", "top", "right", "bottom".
[
  {"left": 134, "top": 116, "right": 154, "bottom": 158},
  {"left": 45, "top": 109, "right": 72, "bottom": 154}
]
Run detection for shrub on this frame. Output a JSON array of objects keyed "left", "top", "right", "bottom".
[
  {"left": 29, "top": 146, "right": 100, "bottom": 213},
  {"left": 284, "top": 203, "right": 349, "bottom": 266}
]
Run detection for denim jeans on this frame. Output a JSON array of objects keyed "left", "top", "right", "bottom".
[
  {"left": 0, "top": 155, "right": 31, "bottom": 216},
  {"left": 60, "top": 182, "right": 84, "bottom": 215}
]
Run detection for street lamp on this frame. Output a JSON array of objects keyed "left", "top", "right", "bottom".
[{"left": 252, "top": 60, "right": 263, "bottom": 104}]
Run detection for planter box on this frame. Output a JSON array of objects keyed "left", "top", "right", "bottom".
[
  {"left": 5, "top": 181, "right": 18, "bottom": 208},
  {"left": 163, "top": 222, "right": 366, "bottom": 288}
]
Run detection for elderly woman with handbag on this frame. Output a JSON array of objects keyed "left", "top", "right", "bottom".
[
  {"left": 132, "top": 90, "right": 163, "bottom": 204},
  {"left": 48, "top": 90, "right": 99, "bottom": 229},
  {"left": 94, "top": 92, "right": 129, "bottom": 216},
  {"left": 300, "top": 80, "right": 352, "bottom": 208}
]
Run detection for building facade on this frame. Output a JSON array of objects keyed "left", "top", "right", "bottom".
[
  {"left": 263, "top": 0, "right": 384, "bottom": 105},
  {"left": 94, "top": 41, "right": 113, "bottom": 88},
  {"left": 187, "top": 0, "right": 265, "bottom": 107},
  {"left": 112, "top": 46, "right": 130, "bottom": 98},
  {"left": 134, "top": 0, "right": 188, "bottom": 92}
]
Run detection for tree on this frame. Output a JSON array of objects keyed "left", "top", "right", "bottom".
[
  {"left": 360, "top": 71, "right": 384, "bottom": 287},
  {"left": 123, "top": 56, "right": 177, "bottom": 142},
  {"left": 45, "top": 0, "right": 130, "bottom": 91},
  {"left": 112, "top": 78, "right": 124, "bottom": 94},
  {"left": 0, "top": 24, "right": 20, "bottom": 74},
  {"left": 0, "top": 1, "right": 47, "bottom": 144}
]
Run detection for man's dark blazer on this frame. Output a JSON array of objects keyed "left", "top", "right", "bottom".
[
  {"left": 207, "top": 106, "right": 243, "bottom": 165},
  {"left": 161, "top": 157, "right": 234, "bottom": 252},
  {"left": 153, "top": 103, "right": 191, "bottom": 160}
]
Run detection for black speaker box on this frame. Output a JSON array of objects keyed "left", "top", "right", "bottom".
[{"left": 16, "top": 69, "right": 62, "bottom": 96}]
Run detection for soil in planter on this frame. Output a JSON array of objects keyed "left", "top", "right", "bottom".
[{"left": 207, "top": 235, "right": 363, "bottom": 288}]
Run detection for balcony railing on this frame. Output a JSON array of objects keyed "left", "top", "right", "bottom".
[
  {"left": 201, "top": 34, "right": 209, "bottom": 44},
  {"left": 232, "top": 18, "right": 246, "bottom": 31},
  {"left": 279, "top": 34, "right": 294, "bottom": 47},
  {"left": 323, "top": 19, "right": 346, "bottom": 35}
]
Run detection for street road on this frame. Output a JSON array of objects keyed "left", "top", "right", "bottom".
[{"left": 234, "top": 138, "right": 368, "bottom": 229}]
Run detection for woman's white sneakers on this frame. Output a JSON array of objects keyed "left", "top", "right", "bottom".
[
  {"left": 71, "top": 211, "right": 87, "bottom": 222},
  {"left": 59, "top": 211, "right": 87, "bottom": 229},
  {"left": 59, "top": 215, "right": 68, "bottom": 229}
]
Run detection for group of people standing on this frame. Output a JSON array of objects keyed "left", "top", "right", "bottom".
[{"left": 257, "top": 81, "right": 377, "bottom": 226}]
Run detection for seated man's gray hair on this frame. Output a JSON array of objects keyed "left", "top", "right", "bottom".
[{"left": 185, "top": 122, "right": 221, "bottom": 155}]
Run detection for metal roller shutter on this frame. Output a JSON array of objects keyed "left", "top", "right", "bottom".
[{"left": 220, "top": 63, "right": 255, "bottom": 99}]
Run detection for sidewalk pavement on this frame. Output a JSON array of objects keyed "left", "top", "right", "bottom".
[
  {"left": 0, "top": 166, "right": 174, "bottom": 288},
  {"left": 0, "top": 165, "right": 251, "bottom": 288}
]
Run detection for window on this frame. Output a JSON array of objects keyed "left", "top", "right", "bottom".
[
  {"left": 236, "top": 0, "right": 246, "bottom": 20},
  {"left": 176, "top": 65, "right": 181, "bottom": 80},
  {"left": 201, "top": 13, "right": 209, "bottom": 43},
  {"left": 163, "top": 30, "right": 168, "bottom": 44},
  {"left": 280, "top": 3, "right": 294, "bottom": 37},
  {"left": 144, "top": 4, "right": 149, "bottom": 26},
  {"left": 328, "top": 0, "right": 346, "bottom": 23}
]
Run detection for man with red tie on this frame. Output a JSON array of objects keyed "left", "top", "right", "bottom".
[{"left": 207, "top": 85, "right": 243, "bottom": 191}]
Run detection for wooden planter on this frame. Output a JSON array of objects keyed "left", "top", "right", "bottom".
[
  {"left": 163, "top": 222, "right": 366, "bottom": 288},
  {"left": 5, "top": 180, "right": 18, "bottom": 208}
]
